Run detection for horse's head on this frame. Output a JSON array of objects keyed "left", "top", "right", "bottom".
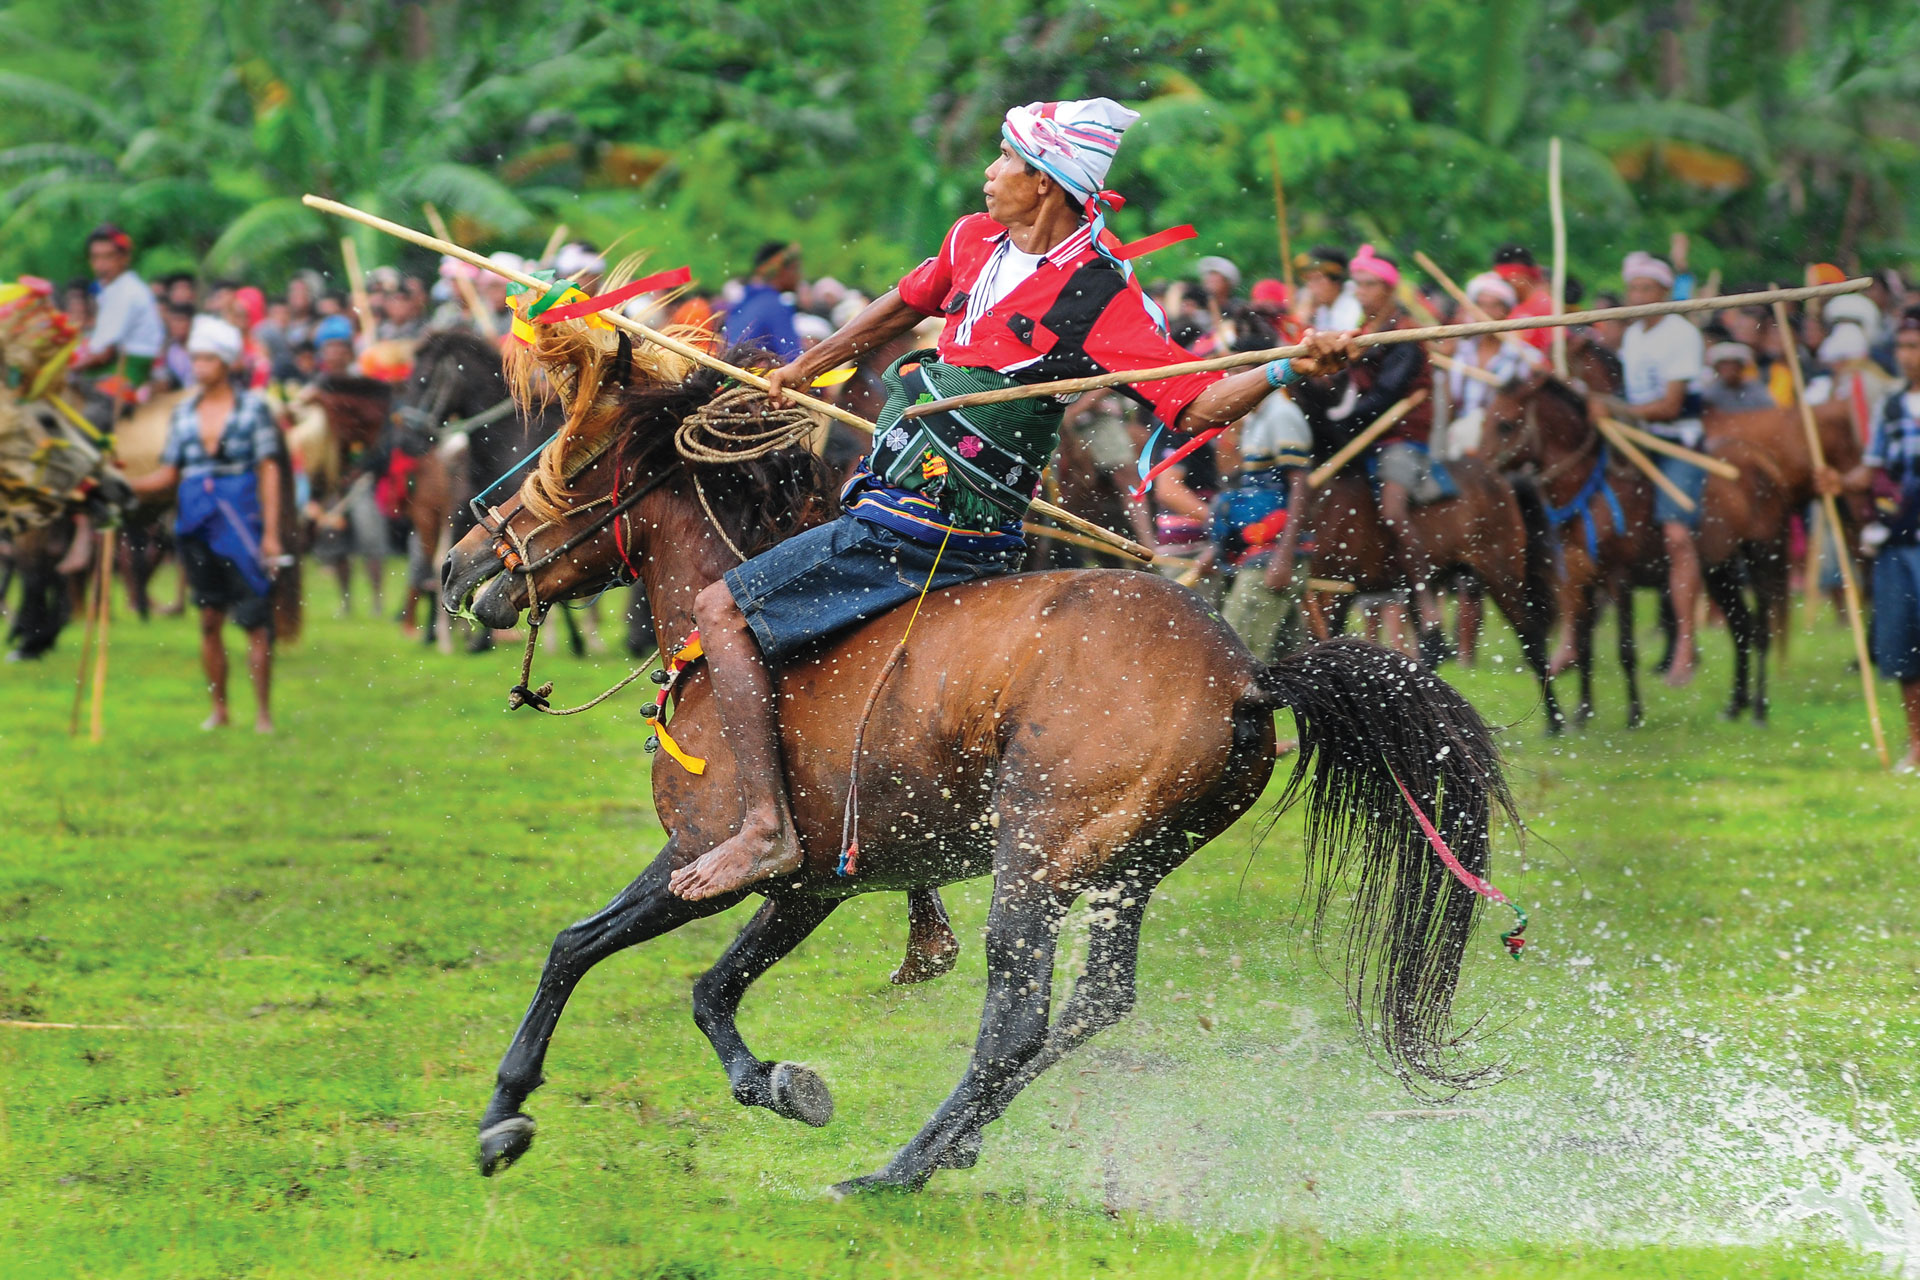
[
  {"left": 1480, "top": 367, "right": 1598, "bottom": 474},
  {"left": 394, "top": 329, "right": 506, "bottom": 442},
  {"left": 442, "top": 354, "right": 835, "bottom": 629}
]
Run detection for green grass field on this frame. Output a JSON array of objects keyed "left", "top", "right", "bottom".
[{"left": 3, "top": 571, "right": 1916, "bottom": 1279}]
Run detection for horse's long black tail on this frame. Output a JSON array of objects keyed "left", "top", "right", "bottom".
[{"left": 1253, "top": 637, "right": 1517, "bottom": 1093}]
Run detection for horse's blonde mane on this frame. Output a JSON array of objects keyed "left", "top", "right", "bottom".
[{"left": 503, "top": 258, "right": 714, "bottom": 522}]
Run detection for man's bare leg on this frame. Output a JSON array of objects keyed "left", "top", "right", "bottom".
[
  {"left": 56, "top": 517, "right": 94, "bottom": 576},
  {"left": 199, "top": 607, "right": 230, "bottom": 729},
  {"left": 246, "top": 626, "right": 273, "bottom": 734},
  {"left": 1662, "top": 521, "right": 1700, "bottom": 687},
  {"left": 671, "top": 581, "right": 804, "bottom": 900},
  {"left": 1382, "top": 479, "right": 1446, "bottom": 665}
]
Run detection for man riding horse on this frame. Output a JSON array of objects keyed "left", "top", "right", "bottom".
[{"left": 672, "top": 97, "right": 1355, "bottom": 905}]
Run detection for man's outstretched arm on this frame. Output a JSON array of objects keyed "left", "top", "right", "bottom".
[{"left": 765, "top": 290, "right": 926, "bottom": 402}]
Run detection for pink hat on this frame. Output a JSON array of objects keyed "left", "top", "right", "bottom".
[{"left": 1349, "top": 243, "right": 1400, "bottom": 289}]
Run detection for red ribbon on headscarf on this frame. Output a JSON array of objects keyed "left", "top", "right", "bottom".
[{"left": 534, "top": 267, "right": 693, "bottom": 324}]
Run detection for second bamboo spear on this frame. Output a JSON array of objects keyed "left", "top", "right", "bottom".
[{"left": 903, "top": 279, "right": 1873, "bottom": 420}]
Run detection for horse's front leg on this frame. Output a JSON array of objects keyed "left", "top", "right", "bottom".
[
  {"left": 833, "top": 868, "right": 1075, "bottom": 1195},
  {"left": 479, "top": 841, "right": 747, "bottom": 1175},
  {"left": 692, "top": 892, "right": 840, "bottom": 1126}
]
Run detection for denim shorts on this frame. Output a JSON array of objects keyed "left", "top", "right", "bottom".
[
  {"left": 1872, "top": 543, "right": 1920, "bottom": 683},
  {"left": 1653, "top": 452, "right": 1710, "bottom": 528},
  {"left": 722, "top": 512, "right": 1026, "bottom": 662}
]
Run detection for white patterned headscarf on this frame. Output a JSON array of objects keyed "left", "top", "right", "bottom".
[{"left": 1001, "top": 98, "right": 1140, "bottom": 211}]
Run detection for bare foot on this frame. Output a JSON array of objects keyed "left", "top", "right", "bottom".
[
  {"left": 254, "top": 716, "right": 274, "bottom": 734},
  {"left": 891, "top": 917, "right": 959, "bottom": 986},
  {"left": 201, "top": 712, "right": 229, "bottom": 730},
  {"left": 669, "top": 822, "right": 802, "bottom": 900},
  {"left": 1895, "top": 751, "right": 1919, "bottom": 776},
  {"left": 1664, "top": 648, "right": 1697, "bottom": 688},
  {"left": 1547, "top": 647, "right": 1577, "bottom": 678}
]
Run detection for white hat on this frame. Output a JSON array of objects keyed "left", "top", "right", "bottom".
[
  {"left": 1823, "top": 293, "right": 1882, "bottom": 342},
  {"left": 1195, "top": 256, "right": 1242, "bottom": 289},
  {"left": 186, "top": 314, "right": 244, "bottom": 367},
  {"left": 1001, "top": 97, "right": 1140, "bottom": 206},
  {"left": 794, "top": 312, "right": 833, "bottom": 344},
  {"left": 1463, "top": 272, "right": 1518, "bottom": 310},
  {"left": 1705, "top": 341, "right": 1753, "bottom": 366},
  {"left": 1621, "top": 251, "right": 1675, "bottom": 288}
]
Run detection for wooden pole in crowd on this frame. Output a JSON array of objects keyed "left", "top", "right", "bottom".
[
  {"left": 423, "top": 204, "right": 498, "bottom": 338},
  {"left": 539, "top": 223, "right": 570, "bottom": 267},
  {"left": 1771, "top": 295, "right": 1891, "bottom": 768},
  {"left": 1268, "top": 136, "right": 1294, "bottom": 292},
  {"left": 1549, "top": 137, "right": 1569, "bottom": 380},
  {"left": 340, "top": 236, "right": 373, "bottom": 340},
  {"left": 302, "top": 194, "right": 1156, "bottom": 564},
  {"left": 88, "top": 528, "right": 114, "bottom": 742},
  {"left": 1414, "top": 252, "right": 1494, "bottom": 325},
  {"left": 1307, "top": 391, "right": 1427, "bottom": 489},
  {"left": 902, "top": 280, "right": 1873, "bottom": 419}
]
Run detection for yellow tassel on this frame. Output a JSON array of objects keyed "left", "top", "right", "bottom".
[{"left": 652, "top": 719, "right": 707, "bottom": 775}]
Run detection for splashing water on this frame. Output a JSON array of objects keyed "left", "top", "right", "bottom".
[{"left": 975, "top": 931, "right": 1920, "bottom": 1273}]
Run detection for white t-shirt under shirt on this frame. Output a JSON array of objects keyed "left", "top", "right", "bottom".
[
  {"left": 1621, "top": 312, "right": 1704, "bottom": 447},
  {"left": 954, "top": 240, "right": 1044, "bottom": 348},
  {"left": 1312, "top": 285, "right": 1363, "bottom": 334},
  {"left": 89, "top": 271, "right": 165, "bottom": 360}
]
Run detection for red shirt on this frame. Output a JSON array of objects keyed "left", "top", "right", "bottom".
[
  {"left": 1507, "top": 290, "right": 1555, "bottom": 352},
  {"left": 896, "top": 213, "right": 1222, "bottom": 428}
]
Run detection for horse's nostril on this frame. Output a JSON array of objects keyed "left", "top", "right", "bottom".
[{"left": 440, "top": 557, "right": 454, "bottom": 590}]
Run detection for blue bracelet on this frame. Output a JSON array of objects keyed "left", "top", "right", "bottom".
[{"left": 1264, "top": 358, "right": 1298, "bottom": 388}]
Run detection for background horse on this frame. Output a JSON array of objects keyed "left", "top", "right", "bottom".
[
  {"left": 1695, "top": 400, "right": 1863, "bottom": 722},
  {"left": 1482, "top": 371, "right": 1664, "bottom": 727},
  {"left": 441, "top": 335, "right": 1519, "bottom": 1194},
  {"left": 1307, "top": 453, "right": 1563, "bottom": 730}
]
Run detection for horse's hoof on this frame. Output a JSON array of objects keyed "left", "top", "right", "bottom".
[
  {"left": 826, "top": 1171, "right": 919, "bottom": 1199},
  {"left": 769, "top": 1062, "right": 834, "bottom": 1128},
  {"left": 933, "top": 1129, "right": 982, "bottom": 1170},
  {"left": 889, "top": 935, "right": 959, "bottom": 986},
  {"left": 478, "top": 1114, "right": 536, "bottom": 1176}
]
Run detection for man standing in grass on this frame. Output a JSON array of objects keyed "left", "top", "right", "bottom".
[
  {"left": 129, "top": 316, "right": 284, "bottom": 733},
  {"left": 1821, "top": 309, "right": 1920, "bottom": 773}
]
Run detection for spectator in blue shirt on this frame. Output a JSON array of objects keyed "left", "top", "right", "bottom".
[
  {"left": 129, "top": 316, "right": 285, "bottom": 733},
  {"left": 722, "top": 240, "right": 804, "bottom": 360}
]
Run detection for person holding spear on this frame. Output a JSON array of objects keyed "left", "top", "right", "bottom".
[
  {"left": 665, "top": 96, "right": 1358, "bottom": 902},
  {"left": 1597, "top": 251, "right": 1708, "bottom": 687},
  {"left": 1817, "top": 310, "right": 1920, "bottom": 773}
]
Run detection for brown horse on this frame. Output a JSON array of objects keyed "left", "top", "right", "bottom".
[
  {"left": 440, "top": 344, "right": 1519, "bottom": 1194},
  {"left": 1482, "top": 372, "right": 1664, "bottom": 727},
  {"left": 1694, "top": 400, "right": 1864, "bottom": 721},
  {"left": 1306, "top": 455, "right": 1563, "bottom": 730}
]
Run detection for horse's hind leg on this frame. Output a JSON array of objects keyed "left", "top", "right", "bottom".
[
  {"left": 479, "top": 842, "right": 747, "bottom": 1175},
  {"left": 936, "top": 861, "right": 1169, "bottom": 1172},
  {"left": 692, "top": 892, "right": 841, "bottom": 1126},
  {"left": 834, "top": 865, "right": 1076, "bottom": 1194}
]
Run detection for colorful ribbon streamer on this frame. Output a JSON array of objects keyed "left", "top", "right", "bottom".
[{"left": 1387, "top": 763, "right": 1528, "bottom": 958}]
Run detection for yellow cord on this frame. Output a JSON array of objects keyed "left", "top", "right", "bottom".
[{"left": 899, "top": 522, "right": 954, "bottom": 647}]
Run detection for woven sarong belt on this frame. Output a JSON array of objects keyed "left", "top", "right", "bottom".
[{"left": 871, "top": 351, "right": 1061, "bottom": 526}]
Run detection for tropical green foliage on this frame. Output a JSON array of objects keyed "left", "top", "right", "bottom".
[{"left": 2, "top": 0, "right": 1917, "bottom": 292}]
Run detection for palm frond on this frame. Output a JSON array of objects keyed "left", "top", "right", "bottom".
[
  {"left": 203, "top": 196, "right": 328, "bottom": 272},
  {"left": 391, "top": 162, "right": 537, "bottom": 236},
  {"left": 0, "top": 71, "right": 131, "bottom": 142}
]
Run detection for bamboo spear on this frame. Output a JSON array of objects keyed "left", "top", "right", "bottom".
[
  {"left": 1593, "top": 417, "right": 1693, "bottom": 512},
  {"left": 1771, "top": 295, "right": 1890, "bottom": 767},
  {"left": 423, "top": 203, "right": 498, "bottom": 338},
  {"left": 902, "top": 280, "right": 1872, "bottom": 420},
  {"left": 1413, "top": 251, "right": 1495, "bottom": 325},
  {"left": 339, "top": 236, "right": 373, "bottom": 341},
  {"left": 302, "top": 195, "right": 1155, "bottom": 564},
  {"left": 1268, "top": 136, "right": 1293, "bottom": 291},
  {"left": 1549, "top": 137, "right": 1569, "bottom": 379},
  {"left": 1306, "top": 391, "right": 1427, "bottom": 489},
  {"left": 1599, "top": 417, "right": 1740, "bottom": 481}
]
